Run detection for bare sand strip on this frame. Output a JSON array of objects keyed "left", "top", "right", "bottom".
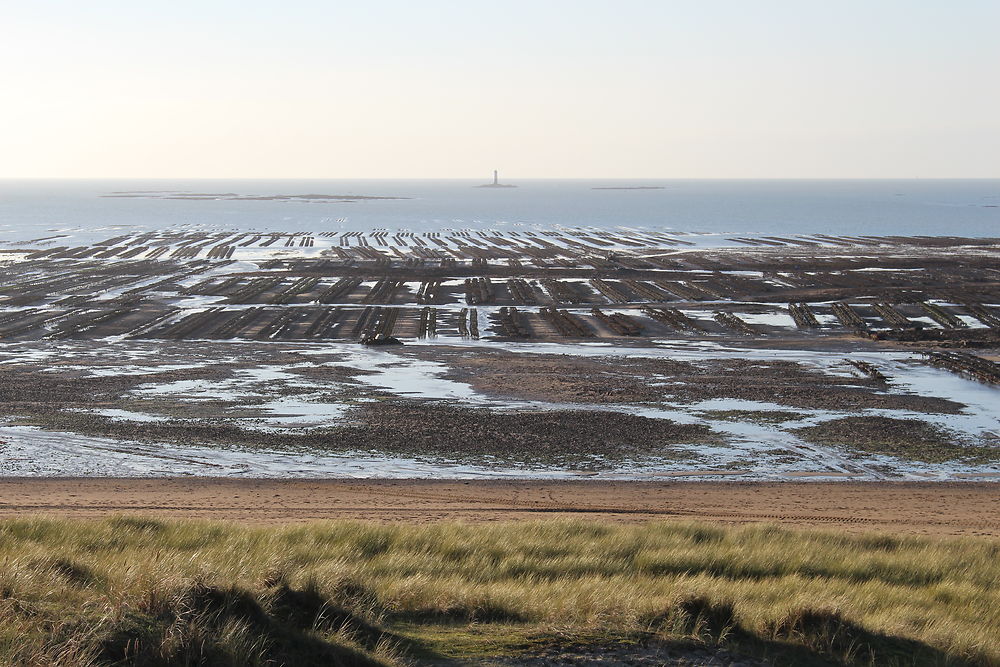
[{"left": 0, "top": 479, "right": 997, "bottom": 536}]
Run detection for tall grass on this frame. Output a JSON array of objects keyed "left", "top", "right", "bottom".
[{"left": 0, "top": 517, "right": 996, "bottom": 665}]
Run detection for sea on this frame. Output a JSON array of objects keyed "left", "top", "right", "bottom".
[{"left": 0, "top": 179, "right": 997, "bottom": 244}]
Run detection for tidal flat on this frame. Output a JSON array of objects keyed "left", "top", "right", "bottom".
[{"left": 0, "top": 229, "right": 997, "bottom": 480}]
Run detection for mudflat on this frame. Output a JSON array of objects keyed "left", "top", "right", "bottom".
[
  {"left": 2, "top": 231, "right": 999, "bottom": 481},
  {"left": 1, "top": 478, "right": 997, "bottom": 536}
]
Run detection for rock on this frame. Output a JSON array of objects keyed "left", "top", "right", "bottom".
[{"left": 360, "top": 335, "right": 403, "bottom": 346}]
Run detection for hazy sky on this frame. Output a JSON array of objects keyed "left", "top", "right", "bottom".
[{"left": 2, "top": 1, "right": 998, "bottom": 178}]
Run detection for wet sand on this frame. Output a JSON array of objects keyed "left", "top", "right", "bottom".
[
  {"left": 1, "top": 478, "right": 997, "bottom": 536},
  {"left": 0, "top": 231, "right": 997, "bottom": 480}
]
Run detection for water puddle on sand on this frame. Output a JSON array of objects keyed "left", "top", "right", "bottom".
[
  {"left": 168, "top": 295, "right": 227, "bottom": 309},
  {"left": 0, "top": 424, "right": 742, "bottom": 479},
  {"left": 252, "top": 395, "right": 351, "bottom": 429},
  {"left": 305, "top": 347, "right": 482, "bottom": 402},
  {"left": 84, "top": 408, "right": 170, "bottom": 423},
  {"left": 735, "top": 310, "right": 796, "bottom": 328},
  {"left": 129, "top": 364, "right": 353, "bottom": 429}
]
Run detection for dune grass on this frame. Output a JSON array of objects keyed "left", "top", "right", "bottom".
[{"left": 0, "top": 517, "right": 996, "bottom": 665}]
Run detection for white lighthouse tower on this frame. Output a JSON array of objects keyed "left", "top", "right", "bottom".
[{"left": 477, "top": 169, "right": 517, "bottom": 188}]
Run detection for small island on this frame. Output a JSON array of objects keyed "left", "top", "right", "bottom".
[
  {"left": 476, "top": 170, "right": 517, "bottom": 188},
  {"left": 103, "top": 192, "right": 409, "bottom": 201},
  {"left": 592, "top": 186, "right": 665, "bottom": 190}
]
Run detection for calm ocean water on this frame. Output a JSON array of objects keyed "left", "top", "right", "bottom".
[{"left": 0, "top": 179, "right": 997, "bottom": 243}]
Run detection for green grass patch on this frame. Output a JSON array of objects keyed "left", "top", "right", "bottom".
[{"left": 0, "top": 518, "right": 996, "bottom": 665}]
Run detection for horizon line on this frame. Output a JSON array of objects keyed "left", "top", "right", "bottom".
[{"left": 2, "top": 176, "right": 999, "bottom": 181}]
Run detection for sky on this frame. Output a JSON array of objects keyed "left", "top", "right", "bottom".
[{"left": 1, "top": 1, "right": 998, "bottom": 179}]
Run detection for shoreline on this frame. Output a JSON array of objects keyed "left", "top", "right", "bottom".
[{"left": 1, "top": 478, "right": 997, "bottom": 536}]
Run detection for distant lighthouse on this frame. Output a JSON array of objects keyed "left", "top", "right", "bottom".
[{"left": 476, "top": 169, "right": 517, "bottom": 188}]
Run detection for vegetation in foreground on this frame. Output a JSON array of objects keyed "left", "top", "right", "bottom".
[{"left": 0, "top": 518, "right": 996, "bottom": 666}]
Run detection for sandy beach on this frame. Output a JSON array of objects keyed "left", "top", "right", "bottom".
[{"left": 1, "top": 478, "right": 996, "bottom": 536}]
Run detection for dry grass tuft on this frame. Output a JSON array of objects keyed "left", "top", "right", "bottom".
[{"left": 0, "top": 517, "right": 996, "bottom": 665}]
